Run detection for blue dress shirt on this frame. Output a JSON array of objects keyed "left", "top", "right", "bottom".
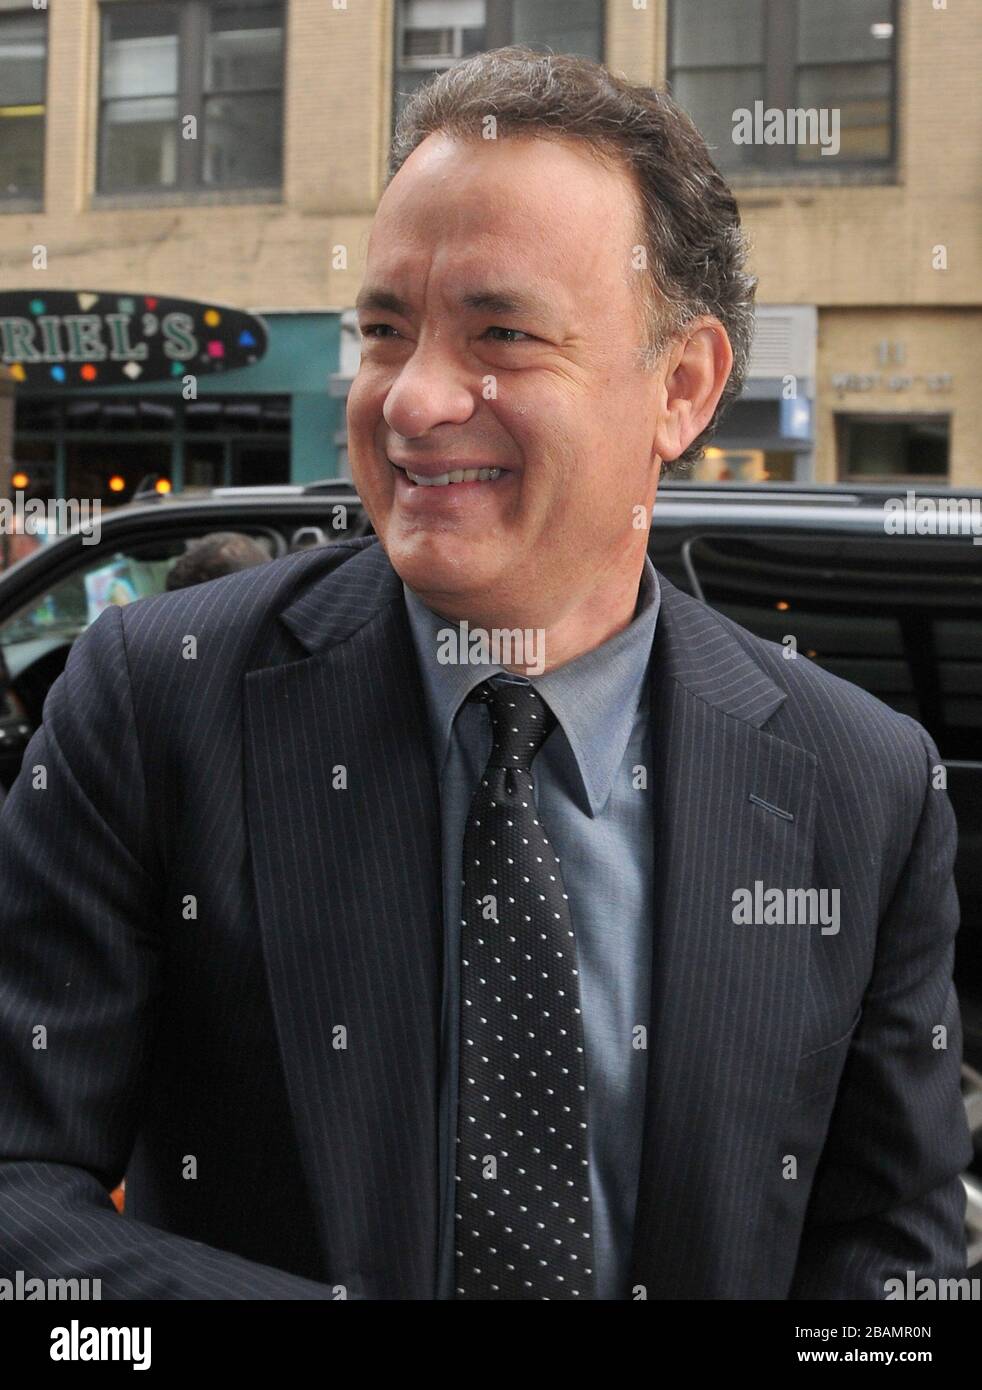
[{"left": 402, "top": 557, "right": 660, "bottom": 1298}]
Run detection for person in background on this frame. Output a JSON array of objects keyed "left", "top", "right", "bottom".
[{"left": 164, "top": 532, "right": 271, "bottom": 591}]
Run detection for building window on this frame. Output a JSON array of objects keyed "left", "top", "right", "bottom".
[
  {"left": 668, "top": 0, "right": 897, "bottom": 175},
  {"left": 98, "top": 0, "right": 284, "bottom": 194},
  {"left": 836, "top": 414, "right": 950, "bottom": 484},
  {"left": 13, "top": 393, "right": 291, "bottom": 504},
  {"left": 0, "top": 9, "right": 47, "bottom": 202},
  {"left": 690, "top": 445, "right": 797, "bottom": 485},
  {"left": 394, "top": 0, "right": 604, "bottom": 124}
]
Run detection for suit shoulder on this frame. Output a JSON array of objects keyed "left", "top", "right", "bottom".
[
  {"left": 698, "top": 593, "right": 935, "bottom": 771},
  {"left": 116, "top": 536, "right": 378, "bottom": 658}
]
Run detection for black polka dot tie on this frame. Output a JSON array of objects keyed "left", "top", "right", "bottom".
[{"left": 454, "top": 678, "right": 594, "bottom": 1300}]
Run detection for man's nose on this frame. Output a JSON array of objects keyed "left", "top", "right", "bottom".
[{"left": 382, "top": 343, "right": 476, "bottom": 437}]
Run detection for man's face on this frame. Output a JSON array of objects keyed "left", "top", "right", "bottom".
[{"left": 347, "top": 132, "right": 664, "bottom": 624}]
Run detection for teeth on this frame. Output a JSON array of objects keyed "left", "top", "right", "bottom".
[{"left": 405, "top": 466, "right": 502, "bottom": 486}]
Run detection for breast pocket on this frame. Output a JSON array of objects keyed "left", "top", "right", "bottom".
[{"left": 791, "top": 1005, "right": 863, "bottom": 1105}]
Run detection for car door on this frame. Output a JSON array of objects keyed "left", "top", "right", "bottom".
[{"left": 685, "top": 525, "right": 982, "bottom": 1267}]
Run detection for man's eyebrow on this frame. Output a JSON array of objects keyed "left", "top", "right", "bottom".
[
  {"left": 355, "top": 287, "right": 409, "bottom": 316},
  {"left": 354, "top": 286, "right": 555, "bottom": 319},
  {"left": 459, "top": 289, "right": 554, "bottom": 319}
]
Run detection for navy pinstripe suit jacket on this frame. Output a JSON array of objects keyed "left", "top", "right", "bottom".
[{"left": 0, "top": 536, "right": 972, "bottom": 1298}]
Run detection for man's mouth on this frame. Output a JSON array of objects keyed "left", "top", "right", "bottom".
[{"left": 390, "top": 459, "right": 504, "bottom": 487}]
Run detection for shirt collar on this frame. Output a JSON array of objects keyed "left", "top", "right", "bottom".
[{"left": 403, "top": 555, "right": 660, "bottom": 817}]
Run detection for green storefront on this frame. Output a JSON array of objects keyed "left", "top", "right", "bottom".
[{"left": 7, "top": 310, "right": 345, "bottom": 504}]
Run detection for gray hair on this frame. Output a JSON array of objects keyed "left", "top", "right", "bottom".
[{"left": 388, "top": 46, "right": 757, "bottom": 473}]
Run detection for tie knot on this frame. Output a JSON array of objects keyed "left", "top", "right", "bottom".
[{"left": 469, "top": 678, "right": 555, "bottom": 770}]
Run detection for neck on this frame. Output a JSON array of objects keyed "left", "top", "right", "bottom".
[{"left": 419, "top": 556, "right": 647, "bottom": 676}]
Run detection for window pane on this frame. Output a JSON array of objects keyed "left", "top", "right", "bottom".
[
  {"left": 399, "top": 0, "right": 486, "bottom": 63},
  {"left": 202, "top": 93, "right": 282, "bottom": 184},
  {"left": 461, "top": 26, "right": 485, "bottom": 56},
  {"left": 796, "top": 64, "right": 892, "bottom": 161},
  {"left": 207, "top": 2, "right": 284, "bottom": 92},
  {"left": 65, "top": 440, "right": 172, "bottom": 506},
  {"left": 62, "top": 398, "right": 176, "bottom": 433},
  {"left": 0, "top": 530, "right": 271, "bottom": 671},
  {"left": 0, "top": 13, "right": 46, "bottom": 105},
  {"left": 15, "top": 398, "right": 60, "bottom": 433},
  {"left": 838, "top": 417, "right": 949, "bottom": 479},
  {"left": 101, "top": 97, "right": 179, "bottom": 189},
  {"left": 105, "top": 5, "right": 179, "bottom": 43},
  {"left": 797, "top": 0, "right": 895, "bottom": 64},
  {"left": 185, "top": 395, "right": 290, "bottom": 432},
  {"left": 401, "top": 0, "right": 485, "bottom": 32},
  {"left": 0, "top": 111, "right": 44, "bottom": 197},
  {"left": 223, "top": 398, "right": 289, "bottom": 431},
  {"left": 511, "top": 0, "right": 603, "bottom": 59},
  {"left": 232, "top": 442, "right": 290, "bottom": 486},
  {"left": 670, "top": 0, "right": 763, "bottom": 67},
  {"left": 184, "top": 441, "right": 226, "bottom": 489},
  {"left": 403, "top": 27, "right": 455, "bottom": 60},
  {"left": 671, "top": 68, "right": 766, "bottom": 171},
  {"left": 103, "top": 6, "right": 178, "bottom": 98},
  {"left": 62, "top": 399, "right": 103, "bottom": 433},
  {"left": 185, "top": 400, "right": 226, "bottom": 434}
]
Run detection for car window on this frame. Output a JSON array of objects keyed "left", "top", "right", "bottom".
[
  {"left": 688, "top": 532, "right": 982, "bottom": 761},
  {"left": 0, "top": 522, "right": 61, "bottom": 574},
  {"left": 0, "top": 531, "right": 275, "bottom": 681}
]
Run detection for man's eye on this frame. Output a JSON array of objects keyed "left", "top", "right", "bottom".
[
  {"left": 360, "top": 323, "right": 533, "bottom": 344},
  {"left": 483, "top": 326, "right": 533, "bottom": 343}
]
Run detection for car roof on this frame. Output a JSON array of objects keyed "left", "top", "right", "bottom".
[
  {"left": 8, "top": 480, "right": 982, "bottom": 567},
  {"left": 108, "top": 477, "right": 982, "bottom": 536}
]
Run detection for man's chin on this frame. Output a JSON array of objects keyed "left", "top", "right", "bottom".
[{"left": 381, "top": 531, "right": 505, "bottom": 610}]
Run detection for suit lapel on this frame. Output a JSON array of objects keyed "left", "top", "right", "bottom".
[
  {"left": 628, "top": 578, "right": 819, "bottom": 1297},
  {"left": 243, "top": 544, "right": 442, "bottom": 1298}
]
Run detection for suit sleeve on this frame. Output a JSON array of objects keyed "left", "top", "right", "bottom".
[
  {"left": 789, "top": 720, "right": 974, "bottom": 1299},
  {"left": 0, "top": 604, "right": 337, "bottom": 1298}
]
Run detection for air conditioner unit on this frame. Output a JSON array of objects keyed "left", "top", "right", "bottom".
[{"left": 747, "top": 305, "right": 817, "bottom": 382}]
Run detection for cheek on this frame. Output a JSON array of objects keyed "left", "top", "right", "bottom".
[
  {"left": 347, "top": 379, "right": 391, "bottom": 466},
  {"left": 346, "top": 375, "right": 380, "bottom": 438},
  {"left": 349, "top": 355, "right": 401, "bottom": 422},
  {"left": 493, "top": 386, "right": 579, "bottom": 473}
]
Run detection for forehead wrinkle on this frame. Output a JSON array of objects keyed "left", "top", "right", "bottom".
[
  {"left": 356, "top": 282, "right": 561, "bottom": 322},
  {"left": 362, "top": 160, "right": 634, "bottom": 335}
]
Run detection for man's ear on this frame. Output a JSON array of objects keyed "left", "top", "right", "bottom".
[{"left": 651, "top": 318, "right": 734, "bottom": 464}]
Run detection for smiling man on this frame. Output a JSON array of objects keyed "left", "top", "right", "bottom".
[
  {"left": 0, "top": 47, "right": 971, "bottom": 1302},
  {"left": 349, "top": 125, "right": 732, "bottom": 664}
]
